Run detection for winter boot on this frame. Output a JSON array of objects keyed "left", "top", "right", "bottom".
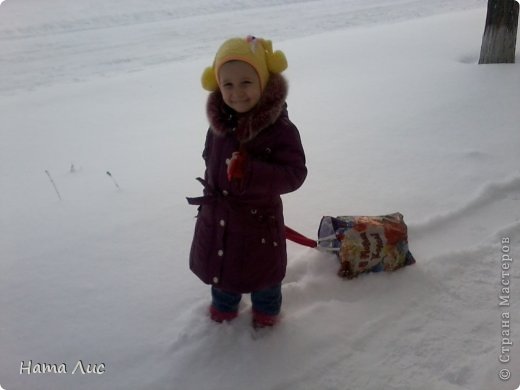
[
  {"left": 252, "top": 310, "right": 278, "bottom": 329},
  {"left": 209, "top": 305, "right": 238, "bottom": 323}
]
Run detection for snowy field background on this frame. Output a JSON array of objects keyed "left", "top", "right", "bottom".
[{"left": 1, "top": 0, "right": 519, "bottom": 389}]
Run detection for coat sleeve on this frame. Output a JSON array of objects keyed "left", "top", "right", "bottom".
[
  {"left": 202, "top": 128, "right": 212, "bottom": 166},
  {"left": 200, "top": 128, "right": 214, "bottom": 196},
  {"left": 240, "top": 121, "right": 307, "bottom": 197}
]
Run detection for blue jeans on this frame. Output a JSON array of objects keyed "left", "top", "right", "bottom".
[{"left": 211, "top": 284, "right": 282, "bottom": 316}]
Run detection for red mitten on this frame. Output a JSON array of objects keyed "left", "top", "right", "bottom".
[{"left": 227, "top": 151, "right": 247, "bottom": 181}]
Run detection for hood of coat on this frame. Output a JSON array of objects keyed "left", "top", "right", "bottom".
[{"left": 206, "top": 73, "right": 288, "bottom": 143}]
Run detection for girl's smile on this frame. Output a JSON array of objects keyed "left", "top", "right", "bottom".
[{"left": 218, "top": 61, "right": 262, "bottom": 113}]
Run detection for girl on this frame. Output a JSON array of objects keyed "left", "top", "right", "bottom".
[{"left": 187, "top": 36, "right": 307, "bottom": 328}]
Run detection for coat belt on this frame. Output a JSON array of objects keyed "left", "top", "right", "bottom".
[{"left": 186, "top": 177, "right": 218, "bottom": 206}]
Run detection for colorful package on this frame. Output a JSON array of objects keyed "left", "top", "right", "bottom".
[{"left": 317, "top": 213, "right": 416, "bottom": 279}]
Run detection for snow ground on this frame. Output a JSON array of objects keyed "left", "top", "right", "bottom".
[{"left": 1, "top": 1, "right": 519, "bottom": 390}]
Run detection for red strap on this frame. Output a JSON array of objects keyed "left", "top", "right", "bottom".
[{"left": 285, "top": 226, "right": 317, "bottom": 248}]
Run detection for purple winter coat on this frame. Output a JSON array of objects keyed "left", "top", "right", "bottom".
[{"left": 187, "top": 74, "right": 307, "bottom": 293}]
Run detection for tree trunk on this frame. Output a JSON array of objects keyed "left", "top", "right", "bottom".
[{"left": 479, "top": 0, "right": 519, "bottom": 64}]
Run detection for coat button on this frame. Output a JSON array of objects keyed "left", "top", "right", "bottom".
[
  {"left": 213, "top": 276, "right": 219, "bottom": 284},
  {"left": 218, "top": 250, "right": 224, "bottom": 257},
  {"left": 261, "top": 238, "right": 266, "bottom": 244},
  {"left": 273, "top": 241, "right": 278, "bottom": 247},
  {"left": 222, "top": 190, "right": 229, "bottom": 196},
  {"left": 220, "top": 219, "right": 226, "bottom": 227}
]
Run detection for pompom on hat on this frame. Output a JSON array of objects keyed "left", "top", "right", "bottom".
[{"left": 201, "top": 35, "right": 287, "bottom": 92}]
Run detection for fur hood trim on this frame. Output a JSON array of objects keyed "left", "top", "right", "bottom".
[{"left": 206, "top": 73, "right": 288, "bottom": 143}]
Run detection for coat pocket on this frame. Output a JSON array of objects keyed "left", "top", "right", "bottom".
[{"left": 227, "top": 209, "right": 285, "bottom": 290}]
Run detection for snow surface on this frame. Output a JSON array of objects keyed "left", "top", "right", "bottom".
[{"left": 1, "top": 1, "right": 519, "bottom": 389}]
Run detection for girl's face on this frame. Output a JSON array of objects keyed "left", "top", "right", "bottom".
[{"left": 218, "top": 61, "right": 262, "bottom": 113}]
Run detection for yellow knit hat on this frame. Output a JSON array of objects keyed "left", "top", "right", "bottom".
[{"left": 201, "top": 35, "right": 288, "bottom": 92}]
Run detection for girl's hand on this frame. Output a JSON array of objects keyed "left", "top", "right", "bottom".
[{"left": 227, "top": 152, "right": 247, "bottom": 181}]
